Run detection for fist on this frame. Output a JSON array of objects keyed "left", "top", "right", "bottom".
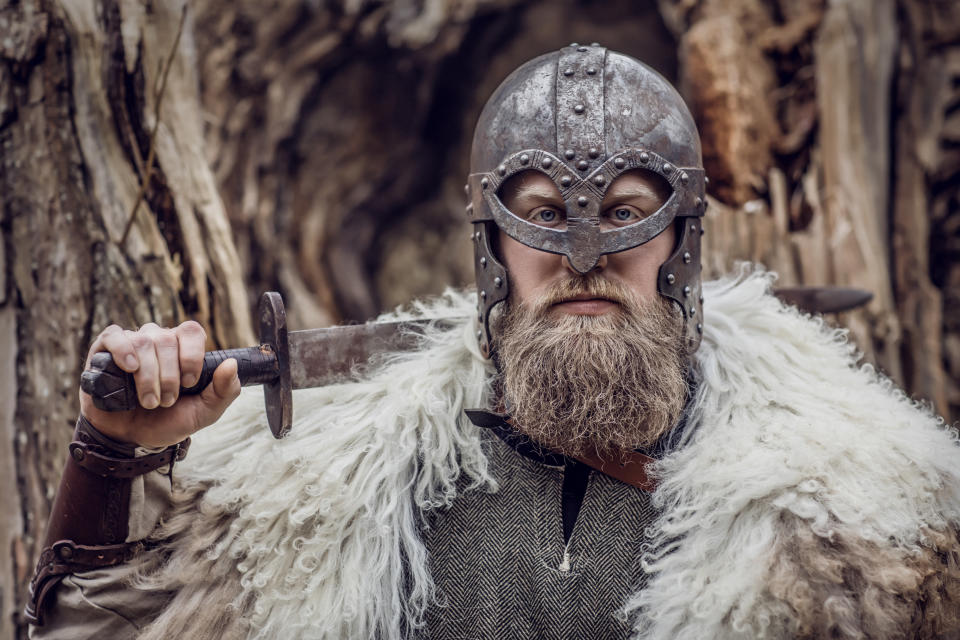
[{"left": 80, "top": 321, "right": 242, "bottom": 448}]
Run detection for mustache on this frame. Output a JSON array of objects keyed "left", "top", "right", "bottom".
[{"left": 529, "top": 275, "right": 636, "bottom": 313}]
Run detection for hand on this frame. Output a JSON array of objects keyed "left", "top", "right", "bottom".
[{"left": 79, "top": 321, "right": 242, "bottom": 448}]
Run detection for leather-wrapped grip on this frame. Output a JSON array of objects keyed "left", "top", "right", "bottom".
[{"left": 81, "top": 345, "right": 280, "bottom": 412}]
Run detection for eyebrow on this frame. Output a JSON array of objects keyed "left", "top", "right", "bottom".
[
  {"left": 512, "top": 183, "right": 563, "bottom": 202},
  {"left": 606, "top": 184, "right": 663, "bottom": 201}
]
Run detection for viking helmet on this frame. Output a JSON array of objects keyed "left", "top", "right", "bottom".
[{"left": 466, "top": 44, "right": 706, "bottom": 358}]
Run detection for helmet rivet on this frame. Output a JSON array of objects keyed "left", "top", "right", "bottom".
[
  {"left": 542, "top": 157, "right": 553, "bottom": 169},
  {"left": 560, "top": 175, "right": 572, "bottom": 187},
  {"left": 564, "top": 149, "right": 576, "bottom": 160},
  {"left": 477, "top": 330, "right": 483, "bottom": 339},
  {"left": 639, "top": 152, "right": 649, "bottom": 164},
  {"left": 683, "top": 251, "right": 691, "bottom": 264},
  {"left": 588, "top": 147, "right": 599, "bottom": 158},
  {"left": 71, "top": 447, "right": 84, "bottom": 462},
  {"left": 480, "top": 257, "right": 487, "bottom": 268},
  {"left": 577, "top": 196, "right": 588, "bottom": 207},
  {"left": 497, "top": 165, "right": 506, "bottom": 176},
  {"left": 563, "top": 67, "right": 574, "bottom": 76},
  {"left": 570, "top": 42, "right": 579, "bottom": 47},
  {"left": 520, "top": 154, "right": 530, "bottom": 165},
  {"left": 680, "top": 171, "right": 689, "bottom": 185},
  {"left": 663, "top": 162, "right": 674, "bottom": 175},
  {"left": 574, "top": 104, "right": 585, "bottom": 114},
  {"left": 464, "top": 184, "right": 470, "bottom": 196},
  {"left": 697, "top": 322, "right": 703, "bottom": 333},
  {"left": 705, "top": 176, "right": 710, "bottom": 186},
  {"left": 494, "top": 277, "right": 503, "bottom": 288},
  {"left": 587, "top": 67, "right": 597, "bottom": 75},
  {"left": 593, "top": 175, "right": 605, "bottom": 186},
  {"left": 577, "top": 160, "right": 588, "bottom": 171},
  {"left": 614, "top": 157, "right": 626, "bottom": 169},
  {"left": 667, "top": 273, "right": 676, "bottom": 285},
  {"left": 480, "top": 177, "right": 489, "bottom": 189},
  {"left": 700, "top": 227, "right": 705, "bottom": 236},
  {"left": 689, "top": 307, "right": 696, "bottom": 318},
  {"left": 683, "top": 286, "right": 691, "bottom": 297},
  {"left": 590, "top": 42, "right": 599, "bottom": 46},
  {"left": 690, "top": 223, "right": 697, "bottom": 232},
  {"left": 699, "top": 294, "right": 704, "bottom": 304},
  {"left": 481, "top": 290, "right": 487, "bottom": 300},
  {"left": 694, "top": 197, "right": 702, "bottom": 208},
  {"left": 577, "top": 46, "right": 587, "bottom": 52}
]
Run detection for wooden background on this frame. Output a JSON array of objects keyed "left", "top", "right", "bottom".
[{"left": 1, "top": 0, "right": 958, "bottom": 636}]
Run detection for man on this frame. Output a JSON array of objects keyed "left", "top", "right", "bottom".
[{"left": 27, "top": 45, "right": 960, "bottom": 639}]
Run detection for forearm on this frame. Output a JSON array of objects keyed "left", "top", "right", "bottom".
[{"left": 26, "top": 415, "right": 187, "bottom": 630}]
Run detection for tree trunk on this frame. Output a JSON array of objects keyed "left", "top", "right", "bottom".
[
  {"left": 1, "top": 0, "right": 957, "bottom": 637},
  {"left": 0, "top": 0, "right": 252, "bottom": 635}
]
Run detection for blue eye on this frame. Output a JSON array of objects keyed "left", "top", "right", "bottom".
[
  {"left": 614, "top": 208, "right": 634, "bottom": 221},
  {"left": 537, "top": 209, "right": 557, "bottom": 222}
]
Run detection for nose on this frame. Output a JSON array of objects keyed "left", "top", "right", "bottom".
[{"left": 563, "top": 252, "right": 607, "bottom": 274}]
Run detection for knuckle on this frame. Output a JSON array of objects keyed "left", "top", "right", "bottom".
[
  {"left": 180, "top": 320, "right": 205, "bottom": 336},
  {"left": 156, "top": 335, "right": 179, "bottom": 353},
  {"left": 102, "top": 324, "right": 123, "bottom": 336},
  {"left": 159, "top": 372, "right": 181, "bottom": 389},
  {"left": 130, "top": 333, "right": 153, "bottom": 351}
]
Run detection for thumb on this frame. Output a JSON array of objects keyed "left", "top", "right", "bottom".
[{"left": 198, "top": 358, "right": 242, "bottom": 420}]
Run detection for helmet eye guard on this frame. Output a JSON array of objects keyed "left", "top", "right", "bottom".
[{"left": 467, "top": 148, "right": 705, "bottom": 273}]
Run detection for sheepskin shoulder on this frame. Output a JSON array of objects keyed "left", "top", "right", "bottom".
[{"left": 629, "top": 269, "right": 960, "bottom": 640}]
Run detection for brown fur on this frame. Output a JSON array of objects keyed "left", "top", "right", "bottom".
[{"left": 767, "top": 513, "right": 960, "bottom": 639}]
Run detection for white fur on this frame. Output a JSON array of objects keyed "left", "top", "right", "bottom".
[
  {"left": 159, "top": 270, "right": 960, "bottom": 639},
  {"left": 170, "top": 291, "right": 495, "bottom": 639},
  {"left": 626, "top": 266, "right": 960, "bottom": 638}
]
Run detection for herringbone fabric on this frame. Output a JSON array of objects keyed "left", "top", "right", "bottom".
[{"left": 422, "top": 433, "right": 657, "bottom": 639}]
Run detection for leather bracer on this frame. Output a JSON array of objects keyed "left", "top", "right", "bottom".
[{"left": 25, "top": 415, "right": 190, "bottom": 626}]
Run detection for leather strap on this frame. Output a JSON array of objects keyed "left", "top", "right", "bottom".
[
  {"left": 572, "top": 449, "right": 657, "bottom": 493},
  {"left": 25, "top": 540, "right": 139, "bottom": 625},
  {"left": 26, "top": 415, "right": 189, "bottom": 626},
  {"left": 464, "top": 408, "right": 658, "bottom": 492},
  {"left": 68, "top": 438, "right": 190, "bottom": 478}
]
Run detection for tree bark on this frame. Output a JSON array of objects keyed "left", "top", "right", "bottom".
[{"left": 0, "top": 0, "right": 251, "bottom": 635}]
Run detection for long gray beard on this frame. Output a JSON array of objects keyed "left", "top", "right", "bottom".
[{"left": 496, "top": 275, "right": 688, "bottom": 458}]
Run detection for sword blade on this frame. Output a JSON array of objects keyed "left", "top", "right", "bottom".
[
  {"left": 287, "top": 320, "right": 437, "bottom": 389},
  {"left": 282, "top": 285, "right": 871, "bottom": 391}
]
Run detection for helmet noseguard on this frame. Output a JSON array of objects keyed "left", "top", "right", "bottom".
[{"left": 466, "top": 44, "right": 706, "bottom": 359}]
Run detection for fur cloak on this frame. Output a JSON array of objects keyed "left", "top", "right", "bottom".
[{"left": 131, "top": 268, "right": 960, "bottom": 640}]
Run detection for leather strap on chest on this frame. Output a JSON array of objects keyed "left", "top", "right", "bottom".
[{"left": 464, "top": 408, "right": 658, "bottom": 492}]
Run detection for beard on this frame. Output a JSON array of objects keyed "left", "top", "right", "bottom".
[{"left": 495, "top": 274, "right": 688, "bottom": 459}]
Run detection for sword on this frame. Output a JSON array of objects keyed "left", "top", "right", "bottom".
[
  {"left": 82, "top": 286, "right": 871, "bottom": 439},
  {"left": 81, "top": 293, "right": 437, "bottom": 438}
]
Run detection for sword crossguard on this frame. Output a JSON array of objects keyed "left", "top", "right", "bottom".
[{"left": 259, "top": 292, "right": 292, "bottom": 439}]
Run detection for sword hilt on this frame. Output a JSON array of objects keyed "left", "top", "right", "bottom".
[
  {"left": 81, "top": 346, "right": 280, "bottom": 413},
  {"left": 80, "top": 292, "right": 293, "bottom": 439}
]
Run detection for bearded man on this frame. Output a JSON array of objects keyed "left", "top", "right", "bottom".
[{"left": 27, "top": 45, "right": 960, "bottom": 640}]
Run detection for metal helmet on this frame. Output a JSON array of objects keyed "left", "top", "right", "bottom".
[{"left": 466, "top": 44, "right": 706, "bottom": 358}]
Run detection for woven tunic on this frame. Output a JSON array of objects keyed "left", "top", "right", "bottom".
[{"left": 423, "top": 432, "right": 658, "bottom": 639}]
